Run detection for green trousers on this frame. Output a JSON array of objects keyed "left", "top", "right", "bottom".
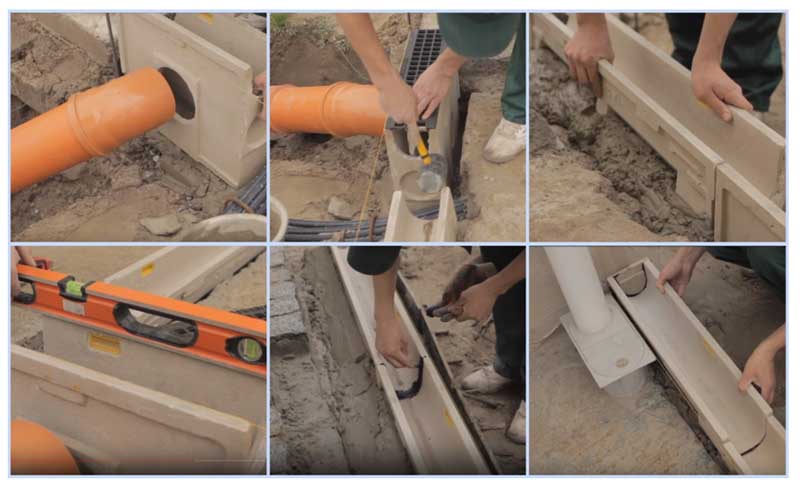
[
  {"left": 666, "top": 13, "right": 783, "bottom": 112},
  {"left": 707, "top": 247, "right": 785, "bottom": 300},
  {"left": 437, "top": 13, "right": 526, "bottom": 124}
]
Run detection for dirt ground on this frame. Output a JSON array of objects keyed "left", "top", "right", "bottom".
[
  {"left": 10, "top": 14, "right": 261, "bottom": 242},
  {"left": 270, "top": 246, "right": 525, "bottom": 474},
  {"left": 269, "top": 13, "right": 525, "bottom": 241},
  {"left": 530, "top": 13, "right": 786, "bottom": 242},
  {"left": 531, "top": 247, "right": 785, "bottom": 473}
]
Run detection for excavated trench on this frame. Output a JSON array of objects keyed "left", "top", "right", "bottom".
[
  {"left": 270, "top": 247, "right": 412, "bottom": 474},
  {"left": 531, "top": 45, "right": 713, "bottom": 242}
]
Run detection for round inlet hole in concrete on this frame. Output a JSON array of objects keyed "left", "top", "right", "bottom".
[{"left": 159, "top": 67, "right": 195, "bottom": 120}]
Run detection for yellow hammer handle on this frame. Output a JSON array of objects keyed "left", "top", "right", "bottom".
[{"left": 417, "top": 140, "right": 432, "bottom": 166}]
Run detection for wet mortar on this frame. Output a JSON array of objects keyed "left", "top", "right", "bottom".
[{"left": 270, "top": 247, "right": 412, "bottom": 474}]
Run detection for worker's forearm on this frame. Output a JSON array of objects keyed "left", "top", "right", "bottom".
[
  {"left": 15, "top": 247, "right": 36, "bottom": 267},
  {"left": 758, "top": 324, "right": 786, "bottom": 357},
  {"left": 336, "top": 14, "right": 399, "bottom": 87},
  {"left": 435, "top": 48, "right": 467, "bottom": 76},
  {"left": 679, "top": 247, "right": 707, "bottom": 266},
  {"left": 372, "top": 259, "right": 399, "bottom": 322},
  {"left": 482, "top": 252, "right": 525, "bottom": 297},
  {"left": 576, "top": 13, "right": 607, "bottom": 29},
  {"left": 694, "top": 14, "right": 738, "bottom": 65}
]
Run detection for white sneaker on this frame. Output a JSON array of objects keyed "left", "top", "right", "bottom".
[
  {"left": 482, "top": 118, "right": 526, "bottom": 164},
  {"left": 506, "top": 400, "right": 526, "bottom": 445},
  {"left": 460, "top": 365, "right": 514, "bottom": 394}
]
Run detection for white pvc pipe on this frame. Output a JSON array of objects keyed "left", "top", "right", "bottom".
[{"left": 545, "top": 247, "right": 611, "bottom": 334}]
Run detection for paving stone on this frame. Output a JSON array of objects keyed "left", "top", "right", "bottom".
[
  {"left": 270, "top": 267, "right": 290, "bottom": 284},
  {"left": 270, "top": 396, "right": 283, "bottom": 436},
  {"left": 270, "top": 280, "right": 296, "bottom": 300},
  {"left": 270, "top": 310, "right": 304, "bottom": 337},
  {"left": 268, "top": 439, "right": 289, "bottom": 474},
  {"left": 270, "top": 296, "right": 299, "bottom": 317},
  {"left": 270, "top": 311, "right": 307, "bottom": 356}
]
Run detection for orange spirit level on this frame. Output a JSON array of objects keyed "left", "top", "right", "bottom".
[{"left": 15, "top": 264, "right": 266, "bottom": 378}]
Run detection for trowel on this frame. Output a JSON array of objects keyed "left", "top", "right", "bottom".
[{"left": 408, "top": 122, "right": 447, "bottom": 194}]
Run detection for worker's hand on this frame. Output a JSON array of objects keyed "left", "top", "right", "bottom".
[
  {"left": 738, "top": 343, "right": 777, "bottom": 404},
  {"left": 254, "top": 71, "right": 266, "bottom": 121},
  {"left": 11, "top": 247, "right": 36, "bottom": 300},
  {"left": 565, "top": 14, "right": 614, "bottom": 97},
  {"left": 375, "top": 74, "right": 420, "bottom": 127},
  {"left": 448, "top": 281, "right": 499, "bottom": 322},
  {"left": 656, "top": 249, "right": 704, "bottom": 296},
  {"left": 428, "top": 262, "right": 496, "bottom": 321},
  {"left": 691, "top": 60, "right": 753, "bottom": 122},
  {"left": 413, "top": 48, "right": 465, "bottom": 120},
  {"left": 375, "top": 313, "right": 411, "bottom": 368}
]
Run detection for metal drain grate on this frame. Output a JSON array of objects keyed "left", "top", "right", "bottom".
[
  {"left": 402, "top": 29, "right": 445, "bottom": 85},
  {"left": 386, "top": 29, "right": 447, "bottom": 130}
]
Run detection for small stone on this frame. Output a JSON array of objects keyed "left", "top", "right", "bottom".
[
  {"left": 140, "top": 214, "right": 182, "bottom": 236},
  {"left": 343, "top": 135, "right": 366, "bottom": 151},
  {"left": 180, "top": 213, "right": 200, "bottom": 225},
  {"left": 194, "top": 181, "right": 209, "bottom": 198},
  {"left": 270, "top": 248, "right": 285, "bottom": 267},
  {"left": 111, "top": 165, "right": 141, "bottom": 190},
  {"left": 327, "top": 196, "right": 355, "bottom": 220},
  {"left": 160, "top": 157, "right": 204, "bottom": 188},
  {"left": 61, "top": 163, "right": 87, "bottom": 181}
]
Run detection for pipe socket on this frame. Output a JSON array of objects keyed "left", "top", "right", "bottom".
[
  {"left": 544, "top": 247, "right": 611, "bottom": 334},
  {"left": 270, "top": 82, "right": 387, "bottom": 137},
  {"left": 11, "top": 419, "right": 79, "bottom": 474},
  {"left": 11, "top": 67, "right": 176, "bottom": 193}
]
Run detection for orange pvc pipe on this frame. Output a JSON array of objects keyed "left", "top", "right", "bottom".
[
  {"left": 11, "top": 67, "right": 176, "bottom": 193},
  {"left": 270, "top": 82, "right": 387, "bottom": 137},
  {"left": 11, "top": 419, "right": 80, "bottom": 475}
]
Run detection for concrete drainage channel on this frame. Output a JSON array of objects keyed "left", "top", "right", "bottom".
[
  {"left": 531, "top": 247, "right": 786, "bottom": 474},
  {"left": 10, "top": 246, "right": 267, "bottom": 474},
  {"left": 532, "top": 13, "right": 786, "bottom": 242},
  {"left": 270, "top": 247, "right": 526, "bottom": 474}
]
